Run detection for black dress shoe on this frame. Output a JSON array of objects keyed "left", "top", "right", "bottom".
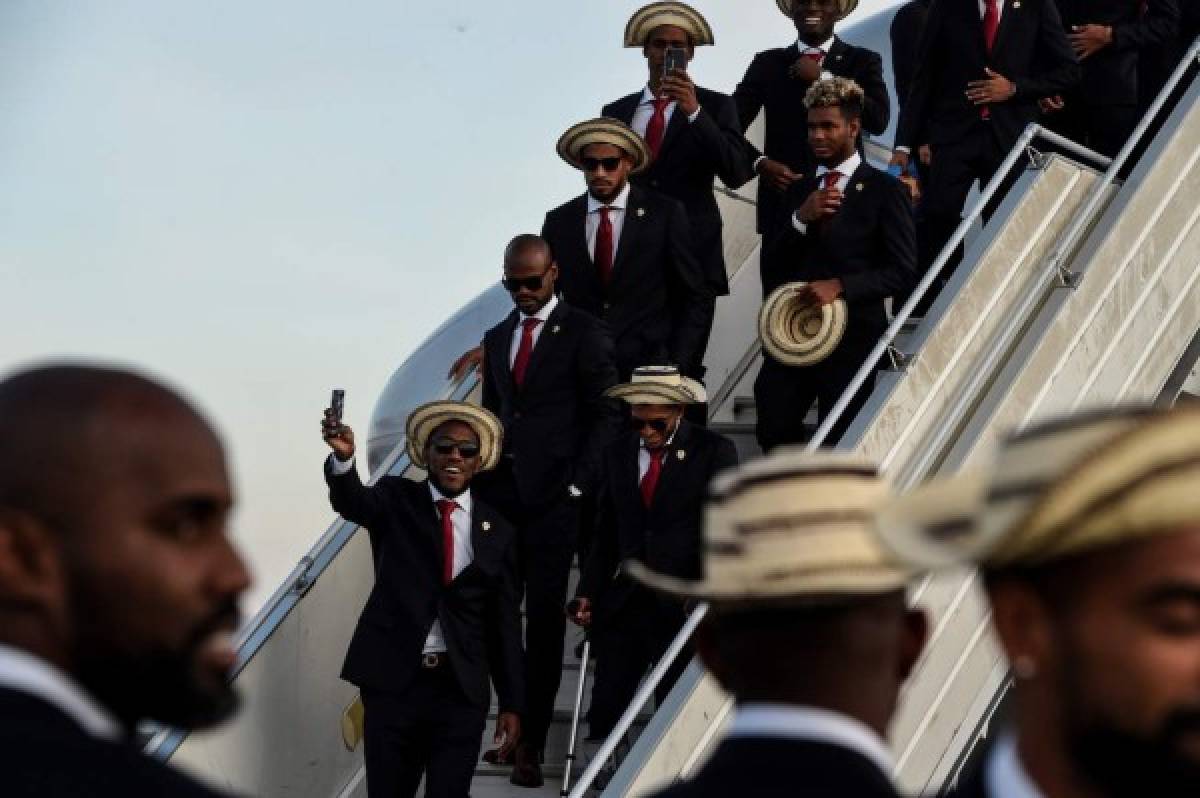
[{"left": 510, "top": 743, "right": 544, "bottom": 788}]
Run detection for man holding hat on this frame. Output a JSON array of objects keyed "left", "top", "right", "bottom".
[
  {"left": 876, "top": 405, "right": 1200, "bottom": 797},
  {"left": 734, "top": 0, "right": 890, "bottom": 246},
  {"left": 570, "top": 365, "right": 738, "bottom": 745},
  {"left": 321, "top": 401, "right": 524, "bottom": 798},
  {"left": 542, "top": 117, "right": 713, "bottom": 381},
  {"left": 754, "top": 77, "right": 916, "bottom": 452},
  {"left": 603, "top": 2, "right": 754, "bottom": 347},
  {"left": 632, "top": 450, "right": 928, "bottom": 797}
]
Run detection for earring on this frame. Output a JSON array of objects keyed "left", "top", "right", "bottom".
[{"left": 1012, "top": 655, "right": 1038, "bottom": 680}]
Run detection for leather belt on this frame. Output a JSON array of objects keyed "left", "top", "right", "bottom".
[{"left": 421, "top": 652, "right": 448, "bottom": 670}]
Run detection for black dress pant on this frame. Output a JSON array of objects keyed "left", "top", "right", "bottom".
[
  {"left": 361, "top": 668, "right": 487, "bottom": 798},
  {"left": 586, "top": 588, "right": 690, "bottom": 740},
  {"left": 753, "top": 331, "right": 880, "bottom": 452}
]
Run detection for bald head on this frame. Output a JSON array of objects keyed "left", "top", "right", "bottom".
[
  {"left": 503, "top": 234, "right": 553, "bottom": 266},
  {"left": 502, "top": 234, "right": 558, "bottom": 316}
]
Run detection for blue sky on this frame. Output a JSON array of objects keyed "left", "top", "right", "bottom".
[{"left": 1, "top": 0, "right": 897, "bottom": 611}]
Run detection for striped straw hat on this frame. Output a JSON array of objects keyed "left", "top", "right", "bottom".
[
  {"left": 557, "top": 117, "right": 652, "bottom": 175},
  {"left": 406, "top": 400, "right": 504, "bottom": 473},
  {"left": 777, "top": 0, "right": 859, "bottom": 21},
  {"left": 624, "top": 2, "right": 715, "bottom": 47},
  {"left": 605, "top": 365, "right": 706, "bottom": 406},
  {"left": 759, "top": 282, "right": 848, "bottom": 367},
  {"left": 875, "top": 405, "right": 1200, "bottom": 569}
]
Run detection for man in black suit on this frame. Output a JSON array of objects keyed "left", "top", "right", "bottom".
[
  {"left": 478, "top": 234, "right": 621, "bottom": 787},
  {"left": 543, "top": 118, "right": 712, "bottom": 380},
  {"left": 734, "top": 0, "right": 891, "bottom": 247},
  {"left": 568, "top": 366, "right": 738, "bottom": 743},
  {"left": 322, "top": 401, "right": 524, "bottom": 798},
  {"left": 0, "top": 365, "right": 252, "bottom": 797},
  {"left": 630, "top": 451, "right": 927, "bottom": 798},
  {"left": 891, "top": 0, "right": 932, "bottom": 114},
  {"left": 603, "top": 2, "right": 754, "bottom": 329},
  {"left": 891, "top": 0, "right": 1079, "bottom": 298},
  {"left": 755, "top": 78, "right": 916, "bottom": 451}
]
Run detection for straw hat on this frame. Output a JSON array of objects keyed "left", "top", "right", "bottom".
[
  {"left": 405, "top": 400, "right": 504, "bottom": 473},
  {"left": 624, "top": 2, "right": 715, "bottom": 47},
  {"left": 759, "top": 282, "right": 848, "bottom": 367},
  {"left": 606, "top": 365, "right": 707, "bottom": 406},
  {"left": 875, "top": 405, "right": 1200, "bottom": 570},
  {"left": 627, "top": 450, "right": 913, "bottom": 602},
  {"left": 557, "top": 117, "right": 652, "bottom": 175},
  {"left": 777, "top": 0, "right": 859, "bottom": 21}
]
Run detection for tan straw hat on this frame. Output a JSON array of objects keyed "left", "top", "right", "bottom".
[
  {"left": 406, "top": 400, "right": 504, "bottom": 473},
  {"left": 875, "top": 405, "right": 1200, "bottom": 570},
  {"left": 759, "top": 282, "right": 848, "bottom": 367},
  {"left": 557, "top": 117, "right": 652, "bottom": 175},
  {"left": 624, "top": 2, "right": 715, "bottom": 47},
  {"left": 606, "top": 365, "right": 706, "bottom": 406},
  {"left": 777, "top": 0, "right": 859, "bottom": 21},
  {"left": 626, "top": 450, "right": 913, "bottom": 602}
]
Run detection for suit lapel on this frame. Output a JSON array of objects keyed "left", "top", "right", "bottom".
[
  {"left": 826, "top": 37, "right": 849, "bottom": 74},
  {"left": 521, "top": 302, "right": 566, "bottom": 388},
  {"left": 417, "top": 480, "right": 447, "bottom": 573},
  {"left": 568, "top": 195, "right": 604, "bottom": 296},
  {"left": 990, "top": 0, "right": 1020, "bottom": 57},
  {"left": 623, "top": 436, "right": 648, "bottom": 523},
  {"left": 611, "top": 92, "right": 641, "bottom": 126},
  {"left": 647, "top": 421, "right": 693, "bottom": 515},
  {"left": 612, "top": 187, "right": 647, "bottom": 281},
  {"left": 830, "top": 162, "right": 872, "bottom": 230},
  {"left": 657, "top": 102, "right": 689, "bottom": 156},
  {"left": 494, "top": 310, "right": 520, "bottom": 396}
]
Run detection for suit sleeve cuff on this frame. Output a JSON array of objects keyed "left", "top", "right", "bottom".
[
  {"left": 754, "top": 155, "right": 767, "bottom": 172},
  {"left": 327, "top": 454, "right": 355, "bottom": 476},
  {"left": 687, "top": 106, "right": 702, "bottom": 123},
  {"left": 896, "top": 146, "right": 912, "bottom": 154},
  {"left": 792, "top": 212, "right": 808, "bottom": 235}
]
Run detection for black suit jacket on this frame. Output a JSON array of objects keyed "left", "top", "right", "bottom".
[
  {"left": 577, "top": 421, "right": 738, "bottom": 622},
  {"left": 646, "top": 737, "right": 899, "bottom": 798},
  {"left": 328, "top": 471, "right": 525, "bottom": 714},
  {"left": 763, "top": 161, "right": 918, "bottom": 328},
  {"left": 480, "top": 300, "right": 621, "bottom": 505},
  {"left": 1056, "top": 0, "right": 1180, "bottom": 106},
  {"left": 734, "top": 38, "right": 891, "bottom": 231},
  {"left": 897, "top": 0, "right": 1080, "bottom": 150},
  {"left": 541, "top": 185, "right": 711, "bottom": 378},
  {"left": 603, "top": 87, "right": 755, "bottom": 296},
  {"left": 891, "top": 0, "right": 934, "bottom": 113},
  {"left": 1, "top": 688, "right": 231, "bottom": 797}
]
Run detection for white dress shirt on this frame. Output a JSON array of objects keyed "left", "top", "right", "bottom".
[
  {"left": 0, "top": 643, "right": 122, "bottom": 741},
  {"left": 985, "top": 734, "right": 1045, "bottom": 798},
  {"left": 796, "top": 34, "right": 836, "bottom": 82},
  {"left": 586, "top": 182, "right": 632, "bottom": 263},
  {"left": 638, "top": 424, "right": 679, "bottom": 480},
  {"left": 792, "top": 151, "right": 862, "bottom": 234},
  {"left": 508, "top": 294, "right": 558, "bottom": 367},
  {"left": 727, "top": 703, "right": 894, "bottom": 777},
  {"left": 979, "top": 0, "right": 1006, "bottom": 21},
  {"left": 630, "top": 86, "right": 702, "bottom": 139}
]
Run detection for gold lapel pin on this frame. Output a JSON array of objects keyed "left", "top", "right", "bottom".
[
  {"left": 636, "top": 208, "right": 646, "bottom": 217},
  {"left": 552, "top": 325, "right": 561, "bottom": 334},
  {"left": 1013, "top": 1, "right": 1020, "bottom": 6},
  {"left": 676, "top": 449, "right": 686, "bottom": 461},
  {"left": 482, "top": 521, "right": 492, "bottom": 533},
  {"left": 856, "top": 182, "right": 865, "bottom": 191}
]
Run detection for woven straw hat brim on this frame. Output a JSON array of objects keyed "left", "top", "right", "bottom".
[
  {"left": 405, "top": 401, "right": 503, "bottom": 473},
  {"left": 874, "top": 468, "right": 993, "bottom": 570},
  {"left": 557, "top": 118, "right": 652, "bottom": 175},
  {"left": 625, "top": 558, "right": 910, "bottom": 601},
  {"left": 777, "top": 0, "right": 859, "bottom": 20},
  {"left": 624, "top": 2, "right": 715, "bottom": 47},
  {"left": 759, "top": 282, "right": 848, "bottom": 367},
  {"left": 605, "top": 382, "right": 703, "bottom": 405}
]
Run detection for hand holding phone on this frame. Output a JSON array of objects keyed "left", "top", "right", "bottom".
[{"left": 322, "top": 390, "right": 355, "bottom": 461}]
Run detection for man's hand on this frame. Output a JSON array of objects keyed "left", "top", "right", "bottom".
[
  {"left": 661, "top": 70, "right": 699, "bottom": 117},
  {"left": 788, "top": 56, "right": 823, "bottom": 83},
  {"left": 966, "top": 68, "right": 1016, "bottom": 106},
  {"left": 1070, "top": 24, "right": 1112, "bottom": 59},
  {"left": 448, "top": 345, "right": 484, "bottom": 380},
  {"left": 918, "top": 144, "right": 933, "bottom": 167},
  {"left": 795, "top": 279, "right": 844, "bottom": 307},
  {"left": 567, "top": 597, "right": 592, "bottom": 627},
  {"left": 322, "top": 410, "right": 356, "bottom": 461},
  {"left": 899, "top": 175, "right": 922, "bottom": 205},
  {"left": 796, "top": 186, "right": 842, "bottom": 224},
  {"left": 1039, "top": 95, "right": 1065, "bottom": 114},
  {"left": 758, "top": 158, "right": 801, "bottom": 193},
  {"left": 493, "top": 712, "right": 521, "bottom": 761}
]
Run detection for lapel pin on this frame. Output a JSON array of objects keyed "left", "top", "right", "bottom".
[
  {"left": 552, "top": 325, "right": 561, "bottom": 334},
  {"left": 676, "top": 449, "right": 686, "bottom": 461},
  {"left": 856, "top": 182, "right": 865, "bottom": 191},
  {"left": 637, "top": 207, "right": 646, "bottom": 217},
  {"left": 1013, "top": 1, "right": 1020, "bottom": 6},
  {"left": 482, "top": 521, "right": 492, "bottom": 533}
]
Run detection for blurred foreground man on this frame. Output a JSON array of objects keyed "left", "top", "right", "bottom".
[
  {"left": 877, "top": 405, "right": 1200, "bottom": 798},
  {"left": 634, "top": 451, "right": 927, "bottom": 798},
  {"left": 323, "top": 401, "right": 524, "bottom": 798},
  {"left": 0, "top": 364, "right": 252, "bottom": 797}
]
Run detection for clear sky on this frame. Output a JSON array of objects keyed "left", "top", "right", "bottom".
[{"left": 1, "top": 0, "right": 897, "bottom": 613}]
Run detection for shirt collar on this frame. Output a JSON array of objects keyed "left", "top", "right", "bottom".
[
  {"left": 429, "top": 482, "right": 473, "bottom": 515},
  {"left": 727, "top": 703, "right": 894, "bottom": 777},
  {"left": 639, "top": 85, "right": 675, "bottom": 106},
  {"left": 587, "top": 181, "right": 631, "bottom": 214},
  {"left": 521, "top": 294, "right": 558, "bottom": 324},
  {"left": 986, "top": 734, "right": 1046, "bottom": 798},
  {"left": 797, "top": 34, "right": 835, "bottom": 53},
  {"left": 816, "top": 151, "right": 862, "bottom": 180},
  {"left": 0, "top": 643, "right": 123, "bottom": 742}
]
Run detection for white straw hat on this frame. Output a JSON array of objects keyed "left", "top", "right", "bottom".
[
  {"left": 606, "top": 365, "right": 707, "bottom": 406},
  {"left": 406, "top": 400, "right": 504, "bottom": 473},
  {"left": 759, "top": 282, "right": 848, "bottom": 367},
  {"left": 777, "top": 0, "right": 859, "bottom": 21},
  {"left": 624, "top": 2, "right": 715, "bottom": 47},
  {"left": 557, "top": 117, "right": 652, "bottom": 175}
]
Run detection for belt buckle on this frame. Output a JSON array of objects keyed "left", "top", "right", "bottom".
[{"left": 421, "top": 653, "right": 441, "bottom": 669}]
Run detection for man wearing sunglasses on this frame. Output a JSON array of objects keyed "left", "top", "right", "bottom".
[
  {"left": 477, "top": 234, "right": 621, "bottom": 787},
  {"left": 542, "top": 118, "right": 713, "bottom": 383},
  {"left": 569, "top": 366, "right": 738, "bottom": 750},
  {"left": 322, "top": 401, "right": 524, "bottom": 798}
]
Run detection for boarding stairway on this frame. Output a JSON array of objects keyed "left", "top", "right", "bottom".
[{"left": 147, "top": 42, "right": 1200, "bottom": 798}]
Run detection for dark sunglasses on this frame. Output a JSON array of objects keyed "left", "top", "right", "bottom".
[
  {"left": 630, "top": 418, "right": 672, "bottom": 434},
  {"left": 501, "top": 273, "right": 548, "bottom": 293},
  {"left": 431, "top": 439, "right": 481, "bottom": 458},
  {"left": 582, "top": 156, "right": 624, "bottom": 173}
]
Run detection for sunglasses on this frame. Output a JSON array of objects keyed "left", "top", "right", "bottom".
[
  {"left": 431, "top": 439, "right": 481, "bottom": 458},
  {"left": 501, "top": 273, "right": 548, "bottom": 293},
  {"left": 630, "top": 418, "right": 672, "bottom": 434},
  {"left": 582, "top": 156, "right": 624, "bottom": 173}
]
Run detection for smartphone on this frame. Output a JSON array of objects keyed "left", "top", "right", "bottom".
[
  {"left": 331, "top": 389, "right": 345, "bottom": 423},
  {"left": 887, "top": 162, "right": 905, "bottom": 179},
  {"left": 664, "top": 47, "right": 688, "bottom": 79}
]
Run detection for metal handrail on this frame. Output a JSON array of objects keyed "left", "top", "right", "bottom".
[{"left": 568, "top": 123, "right": 1124, "bottom": 797}]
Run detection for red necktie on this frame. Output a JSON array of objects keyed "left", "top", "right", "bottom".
[
  {"left": 595, "top": 207, "right": 614, "bottom": 284},
  {"left": 823, "top": 170, "right": 843, "bottom": 191},
  {"left": 645, "top": 97, "right": 671, "bottom": 158},
  {"left": 982, "top": 0, "right": 999, "bottom": 52},
  {"left": 437, "top": 499, "right": 459, "bottom": 585},
  {"left": 802, "top": 49, "right": 826, "bottom": 63},
  {"left": 511, "top": 317, "right": 541, "bottom": 388},
  {"left": 640, "top": 448, "right": 666, "bottom": 508}
]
